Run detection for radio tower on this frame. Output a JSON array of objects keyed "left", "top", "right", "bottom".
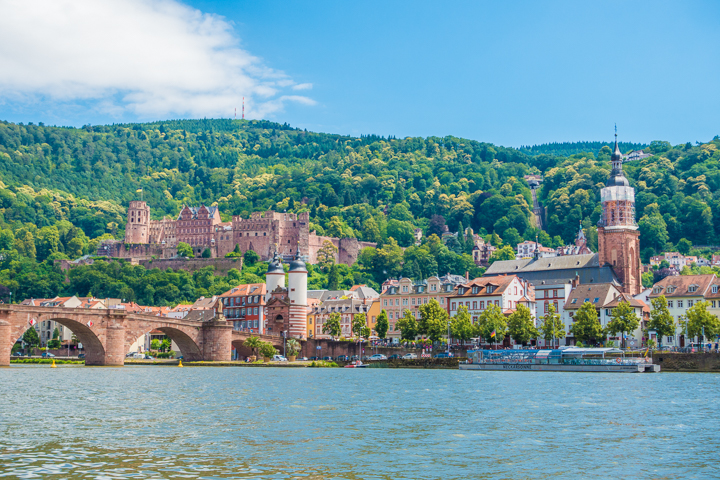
[
  {"left": 234, "top": 108, "right": 236, "bottom": 120},
  {"left": 242, "top": 97, "right": 245, "bottom": 120}
]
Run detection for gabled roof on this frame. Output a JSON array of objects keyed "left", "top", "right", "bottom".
[
  {"left": 450, "top": 276, "right": 519, "bottom": 298},
  {"left": 220, "top": 283, "right": 266, "bottom": 298},
  {"left": 565, "top": 283, "right": 620, "bottom": 310},
  {"left": 649, "top": 274, "right": 716, "bottom": 298},
  {"left": 485, "top": 253, "right": 619, "bottom": 286},
  {"left": 603, "top": 293, "right": 648, "bottom": 310}
]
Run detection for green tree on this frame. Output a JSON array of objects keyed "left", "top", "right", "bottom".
[
  {"left": 47, "top": 327, "right": 62, "bottom": 349},
  {"left": 570, "top": 302, "right": 603, "bottom": 345},
  {"left": 22, "top": 327, "right": 40, "bottom": 347},
  {"left": 507, "top": 304, "right": 538, "bottom": 346},
  {"left": 418, "top": 298, "right": 448, "bottom": 343},
  {"left": 450, "top": 305, "right": 474, "bottom": 342},
  {"left": 686, "top": 301, "right": 720, "bottom": 341},
  {"left": 243, "top": 249, "right": 260, "bottom": 265},
  {"left": 201, "top": 248, "right": 211, "bottom": 258},
  {"left": 641, "top": 272, "right": 654, "bottom": 288},
  {"left": 375, "top": 309, "right": 389, "bottom": 339},
  {"left": 396, "top": 309, "right": 419, "bottom": 341},
  {"left": 605, "top": 301, "right": 640, "bottom": 349},
  {"left": 489, "top": 245, "right": 516, "bottom": 263},
  {"left": 259, "top": 341, "right": 278, "bottom": 359},
  {"left": 150, "top": 339, "right": 161, "bottom": 351},
  {"left": 322, "top": 312, "right": 342, "bottom": 340},
  {"left": 646, "top": 296, "right": 676, "bottom": 348},
  {"left": 286, "top": 338, "right": 301, "bottom": 357},
  {"left": 177, "top": 242, "right": 193, "bottom": 258},
  {"left": 363, "top": 216, "right": 382, "bottom": 244},
  {"left": 352, "top": 313, "right": 367, "bottom": 338},
  {"left": 387, "top": 219, "right": 415, "bottom": 247},
  {"left": 243, "top": 335, "right": 262, "bottom": 358},
  {"left": 317, "top": 240, "right": 338, "bottom": 272},
  {"left": 476, "top": 303, "right": 507, "bottom": 345},
  {"left": 327, "top": 264, "right": 341, "bottom": 290},
  {"left": 539, "top": 304, "right": 565, "bottom": 348},
  {"left": 677, "top": 238, "right": 692, "bottom": 255},
  {"left": 160, "top": 338, "right": 172, "bottom": 352}
]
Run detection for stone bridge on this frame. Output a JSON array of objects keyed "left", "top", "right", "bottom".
[{"left": 0, "top": 305, "right": 256, "bottom": 366}]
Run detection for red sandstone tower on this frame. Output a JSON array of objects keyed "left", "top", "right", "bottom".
[
  {"left": 597, "top": 134, "right": 642, "bottom": 295},
  {"left": 125, "top": 201, "right": 150, "bottom": 244}
]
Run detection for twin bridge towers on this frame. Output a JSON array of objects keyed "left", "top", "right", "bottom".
[{"left": 0, "top": 305, "right": 284, "bottom": 366}]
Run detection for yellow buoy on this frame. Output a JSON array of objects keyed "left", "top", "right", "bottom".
[
  {"left": 178, "top": 359, "right": 183, "bottom": 367},
  {"left": 51, "top": 359, "right": 57, "bottom": 368}
]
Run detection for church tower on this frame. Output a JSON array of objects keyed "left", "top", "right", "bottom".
[{"left": 597, "top": 132, "right": 642, "bottom": 295}]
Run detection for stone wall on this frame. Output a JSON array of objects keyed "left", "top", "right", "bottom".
[
  {"left": 138, "top": 257, "right": 243, "bottom": 275},
  {"left": 652, "top": 352, "right": 720, "bottom": 372}
]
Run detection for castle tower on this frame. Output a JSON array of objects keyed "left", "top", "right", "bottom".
[
  {"left": 265, "top": 248, "right": 286, "bottom": 296},
  {"left": 125, "top": 201, "right": 150, "bottom": 244},
  {"left": 287, "top": 250, "right": 308, "bottom": 340},
  {"left": 597, "top": 133, "right": 642, "bottom": 295}
]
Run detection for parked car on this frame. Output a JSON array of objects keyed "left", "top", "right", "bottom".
[
  {"left": 323, "top": 356, "right": 333, "bottom": 361},
  {"left": 362, "top": 356, "right": 371, "bottom": 361},
  {"left": 350, "top": 355, "right": 359, "bottom": 361},
  {"left": 433, "top": 352, "right": 451, "bottom": 358},
  {"left": 309, "top": 356, "right": 320, "bottom": 361},
  {"left": 12, "top": 351, "right": 24, "bottom": 357},
  {"left": 125, "top": 352, "right": 136, "bottom": 358},
  {"left": 273, "top": 354, "right": 288, "bottom": 362},
  {"left": 336, "top": 355, "right": 349, "bottom": 361},
  {"left": 402, "top": 353, "right": 417, "bottom": 360},
  {"left": 298, "top": 357, "right": 308, "bottom": 361},
  {"left": 78, "top": 353, "right": 86, "bottom": 359},
  {"left": 369, "top": 354, "right": 387, "bottom": 360},
  {"left": 41, "top": 352, "right": 55, "bottom": 358},
  {"left": 388, "top": 354, "right": 401, "bottom": 360},
  {"left": 143, "top": 355, "right": 154, "bottom": 360}
]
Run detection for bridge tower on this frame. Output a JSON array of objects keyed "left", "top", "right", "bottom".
[{"left": 287, "top": 251, "right": 308, "bottom": 340}]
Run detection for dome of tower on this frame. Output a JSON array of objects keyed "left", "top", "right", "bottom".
[
  {"left": 289, "top": 252, "right": 306, "bottom": 272},
  {"left": 606, "top": 172, "right": 630, "bottom": 187},
  {"left": 267, "top": 253, "right": 284, "bottom": 274}
]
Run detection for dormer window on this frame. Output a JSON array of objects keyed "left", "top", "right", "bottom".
[
  {"left": 486, "top": 286, "right": 494, "bottom": 294},
  {"left": 653, "top": 287, "right": 663, "bottom": 295},
  {"left": 688, "top": 285, "right": 698, "bottom": 293},
  {"left": 458, "top": 287, "right": 465, "bottom": 295},
  {"left": 472, "top": 286, "right": 479, "bottom": 294},
  {"left": 713, "top": 285, "right": 718, "bottom": 294},
  {"left": 666, "top": 286, "right": 675, "bottom": 294}
]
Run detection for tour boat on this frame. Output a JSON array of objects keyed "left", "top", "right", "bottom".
[{"left": 459, "top": 347, "right": 660, "bottom": 373}]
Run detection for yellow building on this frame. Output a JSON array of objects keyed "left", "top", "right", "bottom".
[{"left": 366, "top": 299, "right": 381, "bottom": 335}]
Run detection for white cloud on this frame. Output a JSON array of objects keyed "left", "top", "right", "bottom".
[{"left": 0, "top": 0, "right": 314, "bottom": 119}]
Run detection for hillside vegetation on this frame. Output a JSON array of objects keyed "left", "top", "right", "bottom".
[{"left": 0, "top": 119, "right": 718, "bottom": 303}]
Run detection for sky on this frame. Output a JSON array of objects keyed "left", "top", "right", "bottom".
[{"left": 0, "top": 0, "right": 718, "bottom": 147}]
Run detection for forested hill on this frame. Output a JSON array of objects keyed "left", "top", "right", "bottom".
[
  {"left": 519, "top": 140, "right": 647, "bottom": 157},
  {"left": 0, "top": 118, "right": 719, "bottom": 276}
]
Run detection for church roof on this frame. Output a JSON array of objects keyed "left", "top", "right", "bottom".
[{"left": 484, "top": 253, "right": 620, "bottom": 286}]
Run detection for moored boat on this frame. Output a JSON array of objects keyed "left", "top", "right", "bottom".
[{"left": 459, "top": 347, "right": 660, "bottom": 373}]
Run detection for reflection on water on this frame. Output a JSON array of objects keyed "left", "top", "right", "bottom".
[{"left": 1, "top": 366, "right": 718, "bottom": 479}]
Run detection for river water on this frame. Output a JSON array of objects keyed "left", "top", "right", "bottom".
[{"left": 0, "top": 366, "right": 718, "bottom": 479}]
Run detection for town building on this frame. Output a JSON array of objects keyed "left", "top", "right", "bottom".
[
  {"left": 447, "top": 275, "right": 536, "bottom": 347},
  {"left": 219, "top": 283, "right": 266, "bottom": 333},
  {"left": 380, "top": 274, "right": 467, "bottom": 341},
  {"left": 563, "top": 283, "right": 622, "bottom": 346},
  {"left": 110, "top": 202, "right": 375, "bottom": 265},
  {"left": 649, "top": 274, "right": 717, "bottom": 347}
]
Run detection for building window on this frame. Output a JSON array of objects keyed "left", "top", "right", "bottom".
[
  {"left": 677, "top": 301, "right": 683, "bottom": 308},
  {"left": 472, "top": 301, "right": 477, "bottom": 310},
  {"left": 688, "top": 300, "right": 694, "bottom": 307},
  {"left": 479, "top": 301, "right": 484, "bottom": 310},
  {"left": 383, "top": 299, "right": 387, "bottom": 306},
  {"left": 668, "top": 301, "right": 673, "bottom": 308},
  {"left": 452, "top": 302, "right": 456, "bottom": 310}
]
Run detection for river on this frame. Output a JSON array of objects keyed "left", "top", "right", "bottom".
[{"left": 0, "top": 366, "right": 718, "bottom": 479}]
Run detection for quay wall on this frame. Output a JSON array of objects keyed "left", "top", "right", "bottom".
[{"left": 652, "top": 352, "right": 720, "bottom": 372}]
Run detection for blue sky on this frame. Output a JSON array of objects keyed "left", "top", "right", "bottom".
[{"left": 0, "top": 0, "right": 718, "bottom": 147}]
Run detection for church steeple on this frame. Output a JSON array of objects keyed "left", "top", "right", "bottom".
[{"left": 597, "top": 126, "right": 641, "bottom": 295}]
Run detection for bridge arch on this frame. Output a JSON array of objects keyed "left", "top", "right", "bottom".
[{"left": 127, "top": 321, "right": 203, "bottom": 361}]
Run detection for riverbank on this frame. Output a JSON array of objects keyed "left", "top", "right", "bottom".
[
  {"left": 652, "top": 352, "right": 720, "bottom": 372},
  {"left": 11, "top": 358, "right": 84, "bottom": 365}
]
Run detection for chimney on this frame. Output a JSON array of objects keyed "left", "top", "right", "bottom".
[
  {"left": 572, "top": 273, "right": 580, "bottom": 289},
  {"left": 465, "top": 271, "right": 469, "bottom": 281}
]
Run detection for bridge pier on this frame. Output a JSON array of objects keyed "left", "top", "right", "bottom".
[
  {"left": 0, "top": 321, "right": 10, "bottom": 367},
  {"left": 103, "top": 324, "right": 126, "bottom": 366},
  {"left": 202, "top": 321, "right": 232, "bottom": 362}
]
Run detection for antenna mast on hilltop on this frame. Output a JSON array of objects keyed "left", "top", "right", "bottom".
[
  {"left": 242, "top": 97, "right": 245, "bottom": 119},
  {"left": 234, "top": 108, "right": 236, "bottom": 120}
]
